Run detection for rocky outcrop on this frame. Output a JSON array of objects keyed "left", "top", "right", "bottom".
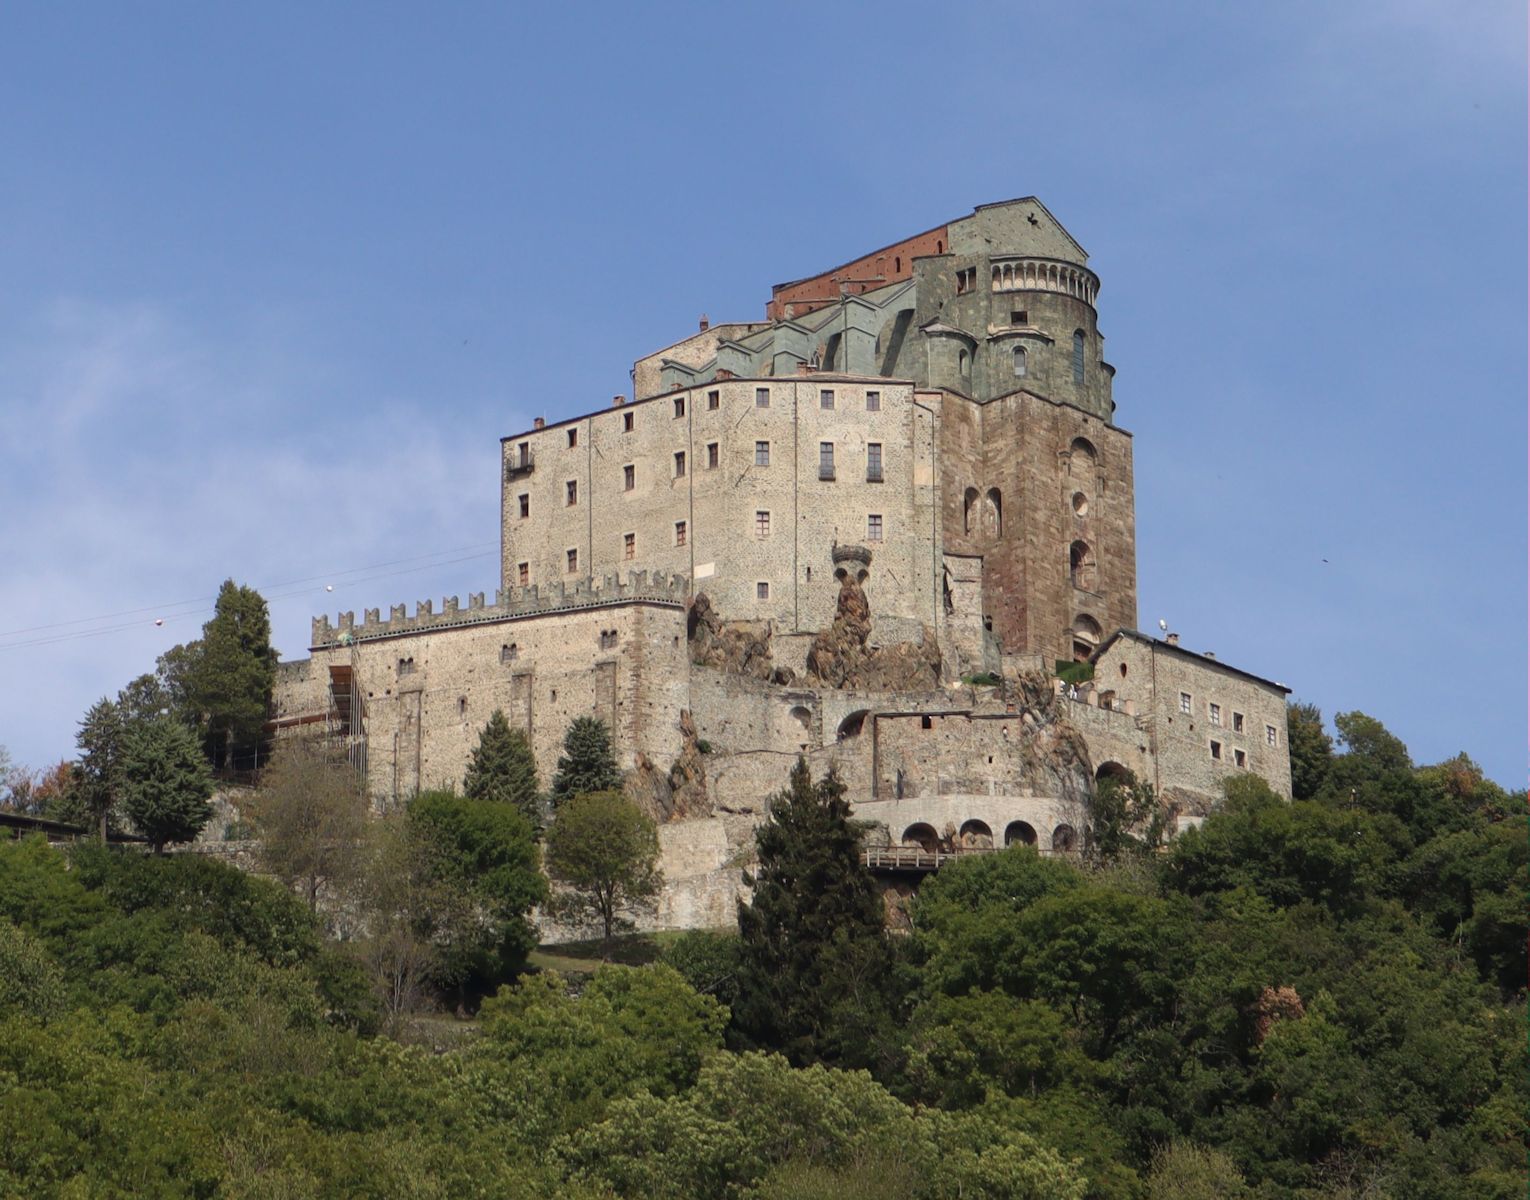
[
  {"left": 805, "top": 574, "right": 942, "bottom": 690},
  {"left": 625, "top": 709, "right": 713, "bottom": 823},
  {"left": 688, "top": 592, "right": 786, "bottom": 681}
]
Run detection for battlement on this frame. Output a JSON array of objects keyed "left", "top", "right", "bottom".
[{"left": 311, "top": 570, "right": 690, "bottom": 648}]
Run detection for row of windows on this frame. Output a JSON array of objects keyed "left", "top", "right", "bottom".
[
  {"left": 1179, "top": 690, "right": 1279, "bottom": 746},
  {"left": 957, "top": 333, "right": 1088, "bottom": 385},
  {"left": 512, "top": 511, "right": 890, "bottom": 583}
]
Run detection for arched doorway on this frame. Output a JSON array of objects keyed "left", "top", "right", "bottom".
[
  {"left": 1052, "top": 823, "right": 1078, "bottom": 853},
  {"left": 1095, "top": 762, "right": 1133, "bottom": 785},
  {"left": 1004, "top": 820, "right": 1037, "bottom": 847},
  {"left": 837, "top": 710, "right": 868, "bottom": 740},
  {"left": 902, "top": 823, "right": 939, "bottom": 853},
  {"left": 957, "top": 819, "right": 993, "bottom": 849}
]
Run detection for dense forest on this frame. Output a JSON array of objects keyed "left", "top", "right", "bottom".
[{"left": 0, "top": 687, "right": 1522, "bottom": 1198}]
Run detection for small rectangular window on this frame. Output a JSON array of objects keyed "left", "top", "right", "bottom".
[
  {"left": 1267, "top": 724, "right": 1278, "bottom": 747},
  {"left": 623, "top": 532, "right": 635, "bottom": 559},
  {"left": 500, "top": 644, "right": 518, "bottom": 664},
  {"left": 819, "top": 442, "right": 835, "bottom": 481},
  {"left": 517, "top": 562, "right": 529, "bottom": 586},
  {"left": 865, "top": 390, "right": 880, "bottom": 411},
  {"left": 624, "top": 464, "right": 635, "bottom": 490},
  {"left": 674, "top": 397, "right": 685, "bottom": 418},
  {"left": 1234, "top": 749, "right": 1247, "bottom": 768},
  {"left": 566, "top": 479, "right": 578, "bottom": 506},
  {"left": 567, "top": 428, "right": 578, "bottom": 448},
  {"left": 866, "top": 442, "right": 883, "bottom": 482},
  {"left": 1179, "top": 692, "right": 1192, "bottom": 715},
  {"left": 1209, "top": 703, "right": 1221, "bottom": 727},
  {"left": 756, "top": 581, "right": 769, "bottom": 600},
  {"left": 1210, "top": 740, "right": 1222, "bottom": 761},
  {"left": 674, "top": 451, "right": 686, "bottom": 477},
  {"left": 623, "top": 411, "right": 634, "bottom": 433},
  {"left": 755, "top": 387, "right": 770, "bottom": 408},
  {"left": 867, "top": 514, "right": 883, "bottom": 542},
  {"left": 707, "top": 442, "right": 719, "bottom": 469},
  {"left": 820, "top": 389, "right": 834, "bottom": 410},
  {"left": 755, "top": 441, "right": 770, "bottom": 467},
  {"left": 675, "top": 521, "right": 687, "bottom": 546},
  {"left": 1011, "top": 310, "right": 1027, "bottom": 325},
  {"left": 755, "top": 510, "right": 770, "bottom": 538},
  {"left": 566, "top": 548, "right": 578, "bottom": 573},
  {"left": 518, "top": 493, "right": 529, "bottom": 518},
  {"left": 1233, "top": 712, "right": 1245, "bottom": 733},
  {"left": 707, "top": 389, "right": 720, "bottom": 410}
]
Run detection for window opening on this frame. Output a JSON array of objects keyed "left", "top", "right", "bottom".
[
  {"left": 818, "top": 442, "right": 835, "bottom": 480},
  {"left": 623, "top": 464, "right": 635, "bottom": 491},
  {"left": 866, "top": 390, "right": 880, "bottom": 411},
  {"left": 867, "top": 513, "right": 883, "bottom": 541},
  {"left": 867, "top": 442, "right": 883, "bottom": 481},
  {"left": 755, "top": 511, "right": 770, "bottom": 538},
  {"left": 755, "top": 387, "right": 770, "bottom": 408},
  {"left": 755, "top": 440, "right": 770, "bottom": 467},
  {"left": 675, "top": 521, "right": 687, "bottom": 546}
]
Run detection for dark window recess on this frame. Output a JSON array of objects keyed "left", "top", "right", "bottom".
[{"left": 818, "top": 442, "right": 835, "bottom": 480}]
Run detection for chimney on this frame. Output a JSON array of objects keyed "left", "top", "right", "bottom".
[
  {"left": 698, "top": 313, "right": 709, "bottom": 332},
  {"left": 612, "top": 394, "right": 626, "bottom": 406},
  {"left": 533, "top": 417, "right": 545, "bottom": 430},
  {"left": 1165, "top": 632, "right": 1180, "bottom": 646}
]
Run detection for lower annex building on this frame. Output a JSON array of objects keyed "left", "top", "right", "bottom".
[{"left": 273, "top": 198, "right": 1292, "bottom": 928}]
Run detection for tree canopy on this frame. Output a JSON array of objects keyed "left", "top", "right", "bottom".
[
  {"left": 549, "top": 716, "right": 621, "bottom": 804},
  {"left": 464, "top": 709, "right": 542, "bottom": 822},
  {"left": 544, "top": 789, "right": 661, "bottom": 958},
  {"left": 118, "top": 717, "right": 215, "bottom": 851}
]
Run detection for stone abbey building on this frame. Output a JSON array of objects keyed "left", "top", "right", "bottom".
[{"left": 274, "top": 198, "right": 1292, "bottom": 927}]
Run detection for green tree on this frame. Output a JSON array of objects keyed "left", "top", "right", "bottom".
[
  {"left": 732, "top": 759, "right": 894, "bottom": 1066},
  {"left": 544, "top": 790, "right": 661, "bottom": 958},
  {"left": 1088, "top": 768, "right": 1166, "bottom": 861},
  {"left": 185, "top": 579, "right": 277, "bottom": 770},
  {"left": 464, "top": 709, "right": 541, "bottom": 822},
  {"left": 549, "top": 716, "right": 621, "bottom": 804},
  {"left": 252, "top": 740, "right": 370, "bottom": 913},
  {"left": 119, "top": 717, "right": 215, "bottom": 852},
  {"left": 76, "top": 697, "right": 127, "bottom": 840},
  {"left": 1285, "top": 700, "right": 1332, "bottom": 800}
]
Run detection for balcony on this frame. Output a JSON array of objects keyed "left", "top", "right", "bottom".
[{"left": 505, "top": 450, "right": 535, "bottom": 480}]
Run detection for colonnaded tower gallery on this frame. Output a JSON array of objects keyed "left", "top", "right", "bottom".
[{"left": 275, "top": 198, "right": 1293, "bottom": 927}]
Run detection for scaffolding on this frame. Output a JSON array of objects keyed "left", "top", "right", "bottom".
[{"left": 325, "top": 643, "right": 368, "bottom": 796}]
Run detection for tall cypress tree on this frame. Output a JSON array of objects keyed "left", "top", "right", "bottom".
[
  {"left": 464, "top": 709, "right": 541, "bottom": 822},
  {"left": 76, "top": 697, "right": 126, "bottom": 840},
  {"left": 549, "top": 716, "right": 621, "bottom": 805},
  {"left": 188, "top": 580, "right": 276, "bottom": 770},
  {"left": 733, "top": 758, "right": 894, "bottom": 1066},
  {"left": 119, "top": 717, "right": 215, "bottom": 852}
]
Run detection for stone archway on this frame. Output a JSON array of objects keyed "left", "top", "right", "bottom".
[
  {"left": 1052, "top": 823, "right": 1078, "bottom": 853},
  {"left": 902, "top": 822, "right": 939, "bottom": 852},
  {"left": 1004, "top": 820, "right": 1037, "bottom": 847},
  {"left": 957, "top": 819, "right": 993, "bottom": 849}
]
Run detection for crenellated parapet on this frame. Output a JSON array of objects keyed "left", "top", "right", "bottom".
[{"left": 311, "top": 571, "right": 690, "bottom": 648}]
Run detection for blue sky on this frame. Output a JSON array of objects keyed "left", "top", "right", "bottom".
[{"left": 0, "top": 1, "right": 1524, "bottom": 786}]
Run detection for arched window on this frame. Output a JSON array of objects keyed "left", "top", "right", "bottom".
[
  {"left": 837, "top": 710, "right": 868, "bottom": 740},
  {"left": 894, "top": 255, "right": 901, "bottom": 272},
  {"left": 902, "top": 822, "right": 939, "bottom": 852},
  {"left": 1052, "top": 823, "right": 1078, "bottom": 852},
  {"left": 1070, "top": 436, "right": 1097, "bottom": 463},
  {"left": 1072, "top": 330, "right": 1085, "bottom": 384},
  {"left": 985, "top": 487, "right": 1003, "bottom": 538},
  {"left": 957, "top": 348, "right": 969, "bottom": 376},
  {"left": 1012, "top": 345, "right": 1027, "bottom": 377},
  {"left": 1071, "top": 613, "right": 1102, "bottom": 661},
  {"left": 957, "top": 819, "right": 993, "bottom": 849},
  {"left": 1069, "top": 541, "right": 1097, "bottom": 592},
  {"left": 789, "top": 705, "right": 812, "bottom": 732},
  {"left": 1004, "top": 820, "right": 1037, "bottom": 847},
  {"left": 963, "top": 487, "right": 979, "bottom": 534}
]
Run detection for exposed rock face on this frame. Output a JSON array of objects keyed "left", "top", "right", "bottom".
[
  {"left": 688, "top": 592, "right": 777, "bottom": 680},
  {"left": 624, "top": 709, "right": 713, "bottom": 823},
  {"left": 805, "top": 574, "right": 942, "bottom": 690}
]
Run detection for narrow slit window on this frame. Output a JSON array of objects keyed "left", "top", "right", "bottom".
[
  {"left": 674, "top": 451, "right": 686, "bottom": 477},
  {"left": 675, "top": 521, "right": 687, "bottom": 546},
  {"left": 623, "top": 532, "right": 635, "bottom": 559},
  {"left": 623, "top": 464, "right": 635, "bottom": 491}
]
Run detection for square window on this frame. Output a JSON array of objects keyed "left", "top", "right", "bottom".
[
  {"left": 1011, "top": 310, "right": 1027, "bottom": 325},
  {"left": 500, "top": 644, "right": 518, "bottom": 663},
  {"left": 623, "top": 411, "right": 634, "bottom": 433},
  {"left": 624, "top": 464, "right": 635, "bottom": 490},
  {"left": 755, "top": 440, "right": 770, "bottom": 467},
  {"left": 623, "top": 532, "right": 635, "bottom": 559},
  {"left": 1266, "top": 724, "right": 1278, "bottom": 747},
  {"left": 1233, "top": 712, "right": 1245, "bottom": 733},
  {"left": 1179, "top": 692, "right": 1192, "bottom": 715},
  {"left": 674, "top": 397, "right": 685, "bottom": 418},
  {"left": 867, "top": 442, "right": 883, "bottom": 481},
  {"left": 819, "top": 442, "right": 835, "bottom": 480},
  {"left": 755, "top": 387, "right": 770, "bottom": 408},
  {"left": 566, "top": 479, "right": 578, "bottom": 506},
  {"left": 674, "top": 451, "right": 686, "bottom": 477},
  {"left": 566, "top": 548, "right": 578, "bottom": 573},
  {"left": 1209, "top": 703, "right": 1221, "bottom": 726},
  {"left": 820, "top": 389, "right": 834, "bottom": 410},
  {"left": 518, "top": 493, "right": 529, "bottom": 519},
  {"left": 707, "top": 442, "right": 719, "bottom": 469},
  {"left": 707, "top": 389, "right": 720, "bottom": 410},
  {"left": 675, "top": 521, "right": 687, "bottom": 546},
  {"left": 866, "top": 390, "right": 880, "bottom": 411},
  {"left": 1210, "top": 740, "right": 1222, "bottom": 761},
  {"left": 567, "top": 428, "right": 578, "bottom": 448},
  {"left": 1234, "top": 749, "right": 1247, "bottom": 768},
  {"left": 517, "top": 562, "right": 529, "bottom": 586},
  {"left": 867, "top": 514, "right": 883, "bottom": 541},
  {"left": 756, "top": 581, "right": 769, "bottom": 600},
  {"left": 755, "top": 510, "right": 770, "bottom": 538}
]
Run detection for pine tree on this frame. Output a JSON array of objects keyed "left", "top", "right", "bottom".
[
  {"left": 549, "top": 716, "right": 621, "bottom": 805},
  {"left": 187, "top": 580, "right": 276, "bottom": 770},
  {"left": 119, "top": 717, "right": 215, "bottom": 852},
  {"left": 733, "top": 758, "right": 894, "bottom": 1066},
  {"left": 76, "top": 697, "right": 126, "bottom": 840},
  {"left": 463, "top": 709, "right": 541, "bottom": 821}
]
